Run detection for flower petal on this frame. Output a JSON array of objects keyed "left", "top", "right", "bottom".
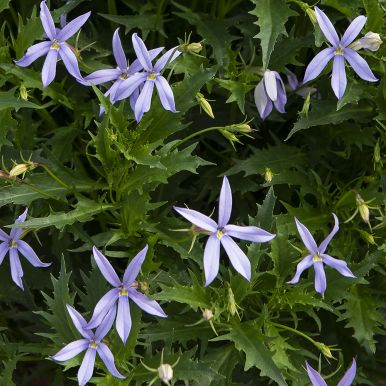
[
  {"left": 337, "top": 358, "right": 356, "bottom": 386},
  {"left": 154, "top": 46, "right": 181, "bottom": 73},
  {"left": 273, "top": 73, "right": 287, "bottom": 113},
  {"left": 154, "top": 75, "right": 176, "bottom": 112},
  {"left": 10, "top": 208, "right": 28, "bottom": 240},
  {"left": 107, "top": 78, "right": 123, "bottom": 103},
  {"left": 83, "top": 69, "right": 121, "bottom": 85},
  {"left": 294, "top": 217, "right": 318, "bottom": 255},
  {"left": 321, "top": 254, "right": 355, "bottom": 278},
  {"left": 314, "top": 7, "right": 339, "bottom": 46},
  {"left": 86, "top": 288, "right": 119, "bottom": 329},
  {"left": 306, "top": 361, "right": 328, "bottom": 386},
  {"left": 203, "top": 234, "right": 221, "bottom": 287},
  {"left": 116, "top": 295, "right": 131, "bottom": 344},
  {"left": 112, "top": 28, "right": 127, "bottom": 70},
  {"left": 331, "top": 55, "right": 347, "bottom": 99},
  {"left": 14, "top": 41, "right": 51, "bottom": 67},
  {"left": 57, "top": 11, "right": 91, "bottom": 42},
  {"left": 59, "top": 43, "right": 83, "bottom": 81},
  {"left": 77, "top": 348, "right": 96, "bottom": 386},
  {"left": 40, "top": 1, "right": 56, "bottom": 40},
  {"left": 254, "top": 79, "right": 273, "bottom": 120},
  {"left": 132, "top": 33, "right": 152, "bottom": 71},
  {"left": 17, "top": 240, "right": 51, "bottom": 267},
  {"left": 220, "top": 235, "right": 251, "bottom": 281},
  {"left": 123, "top": 245, "right": 148, "bottom": 286},
  {"left": 224, "top": 224, "right": 276, "bottom": 243},
  {"left": 130, "top": 47, "right": 164, "bottom": 73},
  {"left": 0, "top": 242, "right": 9, "bottom": 265},
  {"left": 303, "top": 47, "right": 335, "bottom": 84},
  {"left": 217, "top": 176, "right": 232, "bottom": 227},
  {"left": 92, "top": 246, "right": 121, "bottom": 287},
  {"left": 173, "top": 206, "right": 217, "bottom": 232},
  {"left": 95, "top": 304, "right": 117, "bottom": 341},
  {"left": 97, "top": 343, "right": 126, "bottom": 379},
  {"left": 263, "top": 70, "right": 278, "bottom": 101},
  {"left": 41, "top": 48, "right": 58, "bottom": 88},
  {"left": 134, "top": 80, "right": 154, "bottom": 122},
  {"left": 113, "top": 72, "right": 147, "bottom": 102},
  {"left": 9, "top": 248, "right": 23, "bottom": 290},
  {"left": 0, "top": 228, "right": 9, "bottom": 242},
  {"left": 286, "top": 68, "right": 298, "bottom": 90},
  {"left": 344, "top": 48, "right": 378, "bottom": 82},
  {"left": 314, "top": 261, "right": 327, "bottom": 296},
  {"left": 66, "top": 305, "right": 92, "bottom": 339},
  {"left": 341, "top": 16, "right": 367, "bottom": 47},
  {"left": 50, "top": 339, "right": 88, "bottom": 362},
  {"left": 318, "top": 213, "right": 339, "bottom": 254},
  {"left": 287, "top": 254, "right": 313, "bottom": 284},
  {"left": 129, "top": 289, "right": 167, "bottom": 317}
]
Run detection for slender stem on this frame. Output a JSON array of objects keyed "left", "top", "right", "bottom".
[
  {"left": 270, "top": 321, "right": 319, "bottom": 346},
  {"left": 41, "top": 165, "right": 72, "bottom": 190},
  {"left": 170, "top": 127, "right": 222, "bottom": 151}
]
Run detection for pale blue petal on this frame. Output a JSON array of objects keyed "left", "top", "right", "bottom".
[
  {"left": 220, "top": 235, "right": 251, "bottom": 281},
  {"left": 306, "top": 361, "right": 328, "bottom": 386},
  {"left": 57, "top": 11, "right": 91, "bottom": 42},
  {"left": 337, "top": 358, "right": 356, "bottom": 386},
  {"left": 0, "top": 228, "right": 9, "bottom": 242},
  {"left": 341, "top": 16, "right": 367, "bottom": 47},
  {"left": 9, "top": 248, "right": 23, "bottom": 290},
  {"left": 40, "top": 1, "right": 56, "bottom": 40},
  {"left": 314, "top": 261, "right": 327, "bottom": 296},
  {"left": 92, "top": 246, "right": 121, "bottom": 287},
  {"left": 130, "top": 47, "right": 163, "bottom": 73},
  {"left": 331, "top": 55, "right": 347, "bottom": 99},
  {"left": 154, "top": 75, "right": 176, "bottom": 112},
  {"left": 315, "top": 7, "right": 339, "bottom": 46},
  {"left": 318, "top": 213, "right": 339, "bottom": 254},
  {"left": 59, "top": 43, "right": 83, "bottom": 81},
  {"left": 66, "top": 305, "right": 92, "bottom": 339},
  {"left": 303, "top": 48, "right": 335, "bottom": 84},
  {"left": 321, "top": 254, "right": 356, "bottom": 278},
  {"left": 97, "top": 343, "right": 126, "bottom": 379},
  {"left": 224, "top": 224, "right": 275, "bottom": 243},
  {"left": 50, "top": 339, "right": 88, "bottom": 362},
  {"left": 123, "top": 245, "right": 148, "bottom": 286},
  {"left": 173, "top": 206, "right": 218, "bottom": 232},
  {"left": 112, "top": 28, "right": 127, "bottom": 70},
  {"left": 254, "top": 79, "right": 272, "bottom": 120},
  {"left": 86, "top": 288, "right": 119, "bottom": 329},
  {"left": 113, "top": 72, "right": 147, "bottom": 102},
  {"left": 273, "top": 72, "right": 287, "bottom": 113},
  {"left": 134, "top": 80, "right": 154, "bottom": 122},
  {"left": 41, "top": 48, "right": 58, "bottom": 88},
  {"left": 154, "top": 46, "right": 181, "bottom": 73},
  {"left": 287, "top": 254, "right": 313, "bottom": 284},
  {"left": 17, "top": 240, "right": 51, "bottom": 267},
  {"left": 294, "top": 217, "right": 318, "bottom": 255},
  {"left": 14, "top": 41, "right": 51, "bottom": 67},
  {"left": 132, "top": 33, "right": 152, "bottom": 71},
  {"left": 95, "top": 304, "right": 117, "bottom": 341},
  {"left": 107, "top": 78, "right": 123, "bottom": 103},
  {"left": 218, "top": 176, "right": 232, "bottom": 227},
  {"left": 10, "top": 208, "right": 28, "bottom": 240},
  {"left": 84, "top": 69, "right": 121, "bottom": 85},
  {"left": 263, "top": 70, "right": 277, "bottom": 101},
  {"left": 203, "top": 234, "right": 220, "bottom": 287},
  {"left": 129, "top": 289, "right": 167, "bottom": 317},
  {"left": 116, "top": 296, "right": 131, "bottom": 344},
  {"left": 78, "top": 348, "right": 96, "bottom": 386},
  {"left": 0, "top": 242, "right": 9, "bottom": 265},
  {"left": 286, "top": 68, "right": 298, "bottom": 90},
  {"left": 344, "top": 48, "right": 378, "bottom": 82}
]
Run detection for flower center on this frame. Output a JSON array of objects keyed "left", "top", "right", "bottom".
[
  {"left": 216, "top": 229, "right": 224, "bottom": 239},
  {"left": 147, "top": 72, "right": 157, "bottom": 81},
  {"left": 334, "top": 46, "right": 344, "bottom": 56},
  {"left": 119, "top": 286, "right": 128, "bottom": 296},
  {"left": 312, "top": 254, "right": 323, "bottom": 262},
  {"left": 8, "top": 240, "right": 17, "bottom": 248},
  {"left": 119, "top": 70, "right": 129, "bottom": 80},
  {"left": 89, "top": 340, "right": 98, "bottom": 349},
  {"left": 50, "top": 40, "right": 60, "bottom": 50}
]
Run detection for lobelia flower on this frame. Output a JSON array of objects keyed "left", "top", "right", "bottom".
[
  {"left": 113, "top": 33, "right": 181, "bottom": 122},
  {"left": 51, "top": 305, "right": 125, "bottom": 386},
  {"left": 254, "top": 69, "right": 287, "bottom": 120},
  {"left": 303, "top": 7, "right": 377, "bottom": 99},
  {"left": 285, "top": 68, "right": 317, "bottom": 98},
  {"left": 0, "top": 208, "right": 51, "bottom": 290},
  {"left": 86, "top": 245, "right": 167, "bottom": 344},
  {"left": 15, "top": 1, "right": 90, "bottom": 88},
  {"left": 287, "top": 214, "right": 355, "bottom": 297},
  {"left": 174, "top": 176, "right": 276, "bottom": 286},
  {"left": 306, "top": 358, "right": 356, "bottom": 386},
  {"left": 83, "top": 28, "right": 163, "bottom": 113}
]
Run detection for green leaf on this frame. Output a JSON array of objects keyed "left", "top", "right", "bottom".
[
  {"left": 215, "top": 79, "right": 254, "bottom": 114},
  {"left": 214, "top": 322, "right": 287, "bottom": 385},
  {"left": 255, "top": 186, "right": 276, "bottom": 230},
  {"left": 0, "top": 0, "right": 10, "bottom": 13},
  {"left": 363, "top": 0, "right": 383, "bottom": 31},
  {"left": 0, "top": 88, "right": 48, "bottom": 111},
  {"left": 249, "top": 0, "right": 296, "bottom": 69}
]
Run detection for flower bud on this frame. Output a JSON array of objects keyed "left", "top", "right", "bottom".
[
  {"left": 19, "top": 84, "right": 29, "bottom": 101},
  {"left": 186, "top": 42, "right": 202, "bottom": 54},
  {"left": 358, "top": 229, "right": 375, "bottom": 244},
  {"left": 314, "top": 342, "right": 334, "bottom": 359},
  {"left": 355, "top": 193, "right": 370, "bottom": 224},
  {"left": 9, "top": 162, "right": 38, "bottom": 177},
  {"left": 202, "top": 309, "right": 214, "bottom": 321},
  {"left": 227, "top": 122, "right": 253, "bottom": 134},
  {"left": 306, "top": 9, "right": 317, "bottom": 25},
  {"left": 139, "top": 281, "right": 149, "bottom": 292},
  {"left": 374, "top": 140, "right": 381, "bottom": 166},
  {"left": 158, "top": 364, "right": 173, "bottom": 383},
  {"left": 227, "top": 287, "right": 238, "bottom": 317},
  {"left": 349, "top": 32, "right": 383, "bottom": 52},
  {"left": 263, "top": 167, "right": 273, "bottom": 183},
  {"left": 196, "top": 92, "right": 214, "bottom": 118}
]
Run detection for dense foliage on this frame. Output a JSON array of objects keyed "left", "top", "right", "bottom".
[{"left": 0, "top": 0, "right": 385, "bottom": 385}]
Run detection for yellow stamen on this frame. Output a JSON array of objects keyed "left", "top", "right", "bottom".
[
  {"left": 9, "top": 240, "right": 17, "bottom": 248},
  {"left": 313, "top": 254, "right": 323, "bottom": 262},
  {"left": 50, "top": 40, "right": 60, "bottom": 50},
  {"left": 334, "top": 47, "right": 344, "bottom": 56},
  {"left": 119, "top": 71, "right": 128, "bottom": 80},
  {"left": 89, "top": 341, "right": 98, "bottom": 349},
  {"left": 216, "top": 230, "right": 223, "bottom": 239},
  {"left": 147, "top": 72, "right": 157, "bottom": 80},
  {"left": 119, "top": 288, "right": 128, "bottom": 296}
]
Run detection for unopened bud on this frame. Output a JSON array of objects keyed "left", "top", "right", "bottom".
[
  {"left": 196, "top": 92, "right": 214, "bottom": 118},
  {"left": 358, "top": 229, "right": 375, "bottom": 244},
  {"left": 374, "top": 140, "right": 381, "bottom": 165},
  {"left": 9, "top": 162, "right": 38, "bottom": 177},
  {"left": 221, "top": 131, "right": 241, "bottom": 147},
  {"left": 356, "top": 193, "right": 370, "bottom": 224},
  {"left": 158, "top": 364, "right": 173, "bottom": 383},
  {"left": 314, "top": 342, "right": 334, "bottom": 359},
  {"left": 186, "top": 42, "right": 202, "bottom": 54},
  {"left": 227, "top": 287, "right": 237, "bottom": 316},
  {"left": 349, "top": 32, "right": 382, "bottom": 52},
  {"left": 227, "top": 122, "right": 252, "bottom": 134},
  {"left": 202, "top": 309, "right": 213, "bottom": 320},
  {"left": 19, "top": 84, "right": 29, "bottom": 101},
  {"left": 264, "top": 167, "right": 273, "bottom": 183},
  {"left": 306, "top": 9, "right": 317, "bottom": 25},
  {"left": 139, "top": 281, "right": 149, "bottom": 292}
]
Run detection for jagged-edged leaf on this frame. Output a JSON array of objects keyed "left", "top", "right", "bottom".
[
  {"left": 254, "top": 186, "right": 276, "bottom": 230},
  {"left": 0, "top": 89, "right": 47, "bottom": 111},
  {"left": 215, "top": 79, "right": 254, "bottom": 114},
  {"left": 249, "top": 0, "right": 296, "bottom": 69}
]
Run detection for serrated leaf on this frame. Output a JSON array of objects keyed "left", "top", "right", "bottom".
[
  {"left": 249, "top": 0, "right": 296, "bottom": 69},
  {"left": 0, "top": 88, "right": 48, "bottom": 111},
  {"left": 255, "top": 186, "right": 276, "bottom": 230}
]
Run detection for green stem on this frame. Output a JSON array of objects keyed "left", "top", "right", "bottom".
[
  {"left": 41, "top": 165, "right": 72, "bottom": 190},
  {"left": 170, "top": 126, "right": 223, "bottom": 151},
  {"left": 270, "top": 321, "right": 320, "bottom": 347}
]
